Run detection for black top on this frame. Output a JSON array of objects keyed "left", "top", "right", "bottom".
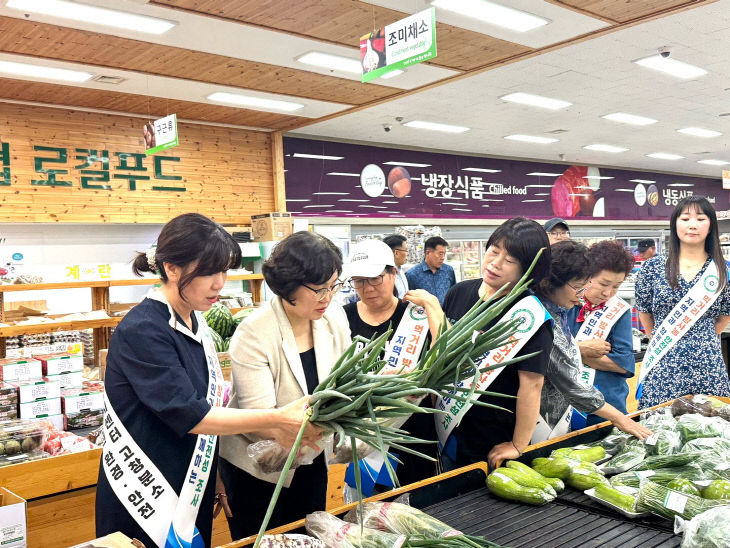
[
  {"left": 344, "top": 300, "right": 408, "bottom": 351},
  {"left": 95, "top": 298, "right": 216, "bottom": 547},
  {"left": 344, "top": 299, "right": 437, "bottom": 485},
  {"left": 442, "top": 279, "right": 553, "bottom": 467},
  {"left": 300, "top": 348, "right": 319, "bottom": 394}
]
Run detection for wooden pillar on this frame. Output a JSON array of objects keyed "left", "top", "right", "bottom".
[{"left": 271, "top": 131, "right": 286, "bottom": 212}]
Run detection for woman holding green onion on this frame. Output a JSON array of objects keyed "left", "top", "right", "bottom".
[
  {"left": 341, "top": 239, "right": 444, "bottom": 499},
  {"left": 218, "top": 232, "right": 351, "bottom": 540},
  {"left": 441, "top": 218, "right": 554, "bottom": 471}
]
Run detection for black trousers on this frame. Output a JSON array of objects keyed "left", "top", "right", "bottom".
[{"left": 218, "top": 454, "right": 328, "bottom": 541}]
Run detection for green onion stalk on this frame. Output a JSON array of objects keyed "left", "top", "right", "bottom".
[{"left": 252, "top": 251, "right": 545, "bottom": 547}]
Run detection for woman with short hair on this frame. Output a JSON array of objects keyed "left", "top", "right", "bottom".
[{"left": 219, "top": 231, "right": 351, "bottom": 540}]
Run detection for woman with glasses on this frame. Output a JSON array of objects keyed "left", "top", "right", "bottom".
[
  {"left": 635, "top": 196, "right": 730, "bottom": 409},
  {"left": 219, "top": 231, "right": 351, "bottom": 540},
  {"left": 566, "top": 240, "right": 636, "bottom": 429},
  {"left": 533, "top": 240, "right": 651, "bottom": 442},
  {"left": 341, "top": 239, "right": 444, "bottom": 497}
]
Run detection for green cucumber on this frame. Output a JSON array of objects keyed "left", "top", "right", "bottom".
[{"left": 487, "top": 471, "right": 555, "bottom": 506}]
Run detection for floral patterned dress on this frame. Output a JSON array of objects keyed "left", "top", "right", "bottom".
[{"left": 635, "top": 255, "right": 730, "bottom": 408}]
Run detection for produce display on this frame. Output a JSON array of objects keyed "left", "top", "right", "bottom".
[
  {"left": 203, "top": 302, "right": 236, "bottom": 339},
  {"left": 676, "top": 506, "right": 730, "bottom": 548}
]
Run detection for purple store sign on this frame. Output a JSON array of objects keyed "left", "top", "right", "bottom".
[{"left": 283, "top": 137, "right": 729, "bottom": 220}]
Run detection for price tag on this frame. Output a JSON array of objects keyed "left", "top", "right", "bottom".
[
  {"left": 572, "top": 444, "right": 590, "bottom": 450},
  {"left": 663, "top": 491, "right": 688, "bottom": 513},
  {"left": 715, "top": 462, "right": 730, "bottom": 471},
  {"left": 634, "top": 470, "right": 655, "bottom": 479},
  {"left": 644, "top": 433, "right": 659, "bottom": 446},
  {"left": 573, "top": 468, "right": 591, "bottom": 476}
]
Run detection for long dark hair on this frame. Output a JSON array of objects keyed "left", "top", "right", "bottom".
[
  {"left": 133, "top": 213, "right": 242, "bottom": 299},
  {"left": 486, "top": 217, "right": 552, "bottom": 289},
  {"left": 667, "top": 196, "right": 726, "bottom": 291}
]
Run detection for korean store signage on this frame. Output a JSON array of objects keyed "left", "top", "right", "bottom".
[
  {"left": 360, "top": 7, "right": 437, "bottom": 82},
  {"left": 0, "top": 141, "right": 184, "bottom": 192},
  {"left": 144, "top": 113, "right": 179, "bottom": 156}
]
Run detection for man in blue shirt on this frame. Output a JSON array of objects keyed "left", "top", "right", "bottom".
[
  {"left": 382, "top": 234, "right": 409, "bottom": 299},
  {"left": 405, "top": 236, "right": 456, "bottom": 305}
]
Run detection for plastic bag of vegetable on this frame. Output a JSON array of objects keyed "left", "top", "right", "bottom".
[
  {"left": 258, "top": 535, "right": 324, "bottom": 548},
  {"left": 598, "top": 428, "right": 634, "bottom": 454},
  {"left": 641, "top": 409, "right": 678, "bottom": 433},
  {"left": 632, "top": 451, "right": 706, "bottom": 471},
  {"left": 644, "top": 429, "right": 683, "bottom": 456},
  {"left": 247, "top": 438, "right": 329, "bottom": 474},
  {"left": 681, "top": 437, "right": 730, "bottom": 455},
  {"left": 305, "top": 511, "right": 407, "bottom": 548},
  {"left": 610, "top": 464, "right": 704, "bottom": 489},
  {"left": 675, "top": 506, "right": 730, "bottom": 548},
  {"left": 600, "top": 442, "right": 646, "bottom": 474},
  {"left": 677, "top": 414, "right": 729, "bottom": 443},
  {"left": 487, "top": 469, "right": 555, "bottom": 505},
  {"left": 636, "top": 480, "right": 728, "bottom": 520}
]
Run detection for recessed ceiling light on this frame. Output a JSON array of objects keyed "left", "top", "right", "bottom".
[
  {"left": 6, "top": 0, "right": 176, "bottom": 34},
  {"left": 501, "top": 92, "right": 572, "bottom": 110},
  {"left": 677, "top": 127, "right": 723, "bottom": 138},
  {"left": 630, "top": 179, "right": 656, "bottom": 184},
  {"left": 583, "top": 175, "right": 614, "bottom": 180},
  {"left": 207, "top": 92, "right": 304, "bottom": 113},
  {"left": 431, "top": 0, "right": 549, "bottom": 32},
  {"left": 647, "top": 152, "right": 685, "bottom": 160},
  {"left": 527, "top": 173, "right": 563, "bottom": 177},
  {"left": 383, "top": 161, "right": 432, "bottom": 167},
  {"left": 602, "top": 112, "right": 657, "bottom": 126},
  {"left": 504, "top": 134, "right": 558, "bottom": 144},
  {"left": 583, "top": 144, "right": 629, "bottom": 153},
  {"left": 403, "top": 120, "right": 470, "bottom": 133},
  {"left": 292, "top": 153, "right": 344, "bottom": 160},
  {"left": 462, "top": 167, "right": 501, "bottom": 173},
  {"left": 379, "top": 69, "right": 404, "bottom": 80},
  {"left": 697, "top": 159, "right": 729, "bottom": 166},
  {"left": 634, "top": 55, "right": 707, "bottom": 79},
  {"left": 296, "top": 52, "right": 361, "bottom": 74},
  {"left": 0, "top": 60, "right": 93, "bottom": 82}
]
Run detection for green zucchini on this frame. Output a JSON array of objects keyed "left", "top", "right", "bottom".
[
  {"left": 531, "top": 457, "right": 571, "bottom": 480},
  {"left": 494, "top": 466, "right": 557, "bottom": 497},
  {"left": 565, "top": 467, "right": 610, "bottom": 491},
  {"left": 569, "top": 446, "right": 606, "bottom": 463},
  {"left": 594, "top": 484, "right": 637, "bottom": 513},
  {"left": 487, "top": 471, "right": 555, "bottom": 506},
  {"left": 506, "top": 461, "right": 564, "bottom": 493}
]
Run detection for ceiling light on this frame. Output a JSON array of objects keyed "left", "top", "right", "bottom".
[
  {"left": 303, "top": 205, "right": 335, "bottom": 208},
  {"left": 339, "top": 199, "right": 369, "bottom": 202},
  {"left": 379, "top": 69, "right": 404, "bottom": 80},
  {"left": 583, "top": 175, "right": 614, "bottom": 180},
  {"left": 431, "top": 0, "right": 549, "bottom": 32},
  {"left": 7, "top": 0, "right": 176, "bottom": 34},
  {"left": 634, "top": 55, "right": 707, "bottom": 79},
  {"left": 602, "top": 112, "right": 657, "bottom": 126},
  {"left": 630, "top": 179, "right": 656, "bottom": 184},
  {"left": 403, "top": 120, "right": 470, "bottom": 133},
  {"left": 527, "top": 173, "right": 562, "bottom": 177},
  {"left": 504, "top": 134, "right": 558, "bottom": 144},
  {"left": 501, "top": 92, "right": 572, "bottom": 110},
  {"left": 698, "top": 159, "right": 730, "bottom": 166},
  {"left": 614, "top": 189, "right": 635, "bottom": 192},
  {"left": 327, "top": 172, "right": 360, "bottom": 177},
  {"left": 296, "top": 52, "right": 361, "bottom": 74},
  {"left": 207, "top": 92, "right": 303, "bottom": 112},
  {"left": 452, "top": 208, "right": 472, "bottom": 212},
  {"left": 668, "top": 183, "right": 694, "bottom": 187},
  {"left": 647, "top": 152, "right": 685, "bottom": 160},
  {"left": 0, "top": 60, "right": 92, "bottom": 82},
  {"left": 677, "top": 127, "right": 723, "bottom": 138},
  {"left": 285, "top": 199, "right": 311, "bottom": 202},
  {"left": 462, "top": 167, "right": 501, "bottom": 173},
  {"left": 292, "top": 153, "right": 344, "bottom": 160},
  {"left": 522, "top": 199, "right": 546, "bottom": 203},
  {"left": 583, "top": 144, "right": 629, "bottom": 153},
  {"left": 312, "top": 192, "right": 349, "bottom": 195},
  {"left": 526, "top": 184, "right": 555, "bottom": 188},
  {"left": 383, "top": 161, "right": 431, "bottom": 167}
]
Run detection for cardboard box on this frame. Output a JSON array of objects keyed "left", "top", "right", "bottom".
[
  {"left": 0, "top": 358, "right": 42, "bottom": 382},
  {"left": 19, "top": 397, "right": 62, "bottom": 419},
  {"left": 0, "top": 488, "right": 26, "bottom": 548},
  {"left": 45, "top": 371, "right": 84, "bottom": 390},
  {"left": 70, "top": 531, "right": 140, "bottom": 548},
  {"left": 31, "top": 413, "right": 64, "bottom": 432},
  {"left": 251, "top": 212, "right": 293, "bottom": 241},
  {"left": 62, "top": 389, "right": 104, "bottom": 414},
  {"left": 13, "top": 379, "right": 61, "bottom": 404},
  {"left": 35, "top": 353, "right": 84, "bottom": 376},
  {"left": 65, "top": 408, "right": 104, "bottom": 430},
  {"left": 5, "top": 342, "right": 83, "bottom": 359}
]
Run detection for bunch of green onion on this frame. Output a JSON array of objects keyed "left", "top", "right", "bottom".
[{"left": 252, "top": 252, "right": 543, "bottom": 547}]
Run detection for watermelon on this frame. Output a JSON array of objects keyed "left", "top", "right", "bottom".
[
  {"left": 204, "top": 303, "right": 235, "bottom": 338},
  {"left": 232, "top": 307, "right": 256, "bottom": 327},
  {"left": 210, "top": 329, "right": 225, "bottom": 352},
  {"left": 222, "top": 337, "right": 231, "bottom": 352}
]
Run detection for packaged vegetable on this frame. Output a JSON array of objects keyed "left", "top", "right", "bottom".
[
  {"left": 636, "top": 480, "right": 727, "bottom": 520},
  {"left": 610, "top": 465, "right": 704, "bottom": 489},
  {"left": 672, "top": 394, "right": 730, "bottom": 420},
  {"left": 632, "top": 451, "right": 706, "bottom": 471},
  {"left": 487, "top": 470, "right": 555, "bottom": 505},
  {"left": 681, "top": 437, "right": 730, "bottom": 455},
  {"left": 565, "top": 467, "right": 609, "bottom": 490},
  {"left": 248, "top": 438, "right": 328, "bottom": 474},
  {"left": 645, "top": 429, "right": 683, "bottom": 456},
  {"left": 598, "top": 428, "right": 634, "bottom": 454},
  {"left": 506, "top": 460, "right": 564, "bottom": 492},
  {"left": 600, "top": 442, "right": 646, "bottom": 474},
  {"left": 494, "top": 466, "right": 556, "bottom": 497},
  {"left": 258, "top": 535, "right": 324, "bottom": 548},
  {"left": 531, "top": 457, "right": 571, "bottom": 480},
  {"left": 675, "top": 506, "right": 730, "bottom": 548},
  {"left": 305, "top": 511, "right": 406, "bottom": 548},
  {"left": 593, "top": 484, "right": 638, "bottom": 513},
  {"left": 677, "top": 414, "right": 729, "bottom": 443},
  {"left": 640, "top": 409, "right": 678, "bottom": 433},
  {"left": 700, "top": 479, "right": 730, "bottom": 500},
  {"left": 667, "top": 478, "right": 701, "bottom": 497}
]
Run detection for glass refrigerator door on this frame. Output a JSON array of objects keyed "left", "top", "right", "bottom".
[
  {"left": 461, "top": 240, "right": 482, "bottom": 281},
  {"left": 445, "top": 240, "right": 464, "bottom": 283}
]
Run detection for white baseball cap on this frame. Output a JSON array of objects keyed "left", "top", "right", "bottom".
[{"left": 342, "top": 239, "right": 395, "bottom": 279}]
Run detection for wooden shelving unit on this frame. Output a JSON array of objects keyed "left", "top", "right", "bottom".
[{"left": 0, "top": 273, "right": 264, "bottom": 361}]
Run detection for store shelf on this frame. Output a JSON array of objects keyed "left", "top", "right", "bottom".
[
  {"left": 0, "top": 281, "right": 109, "bottom": 292},
  {"left": 0, "top": 317, "right": 123, "bottom": 337}
]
